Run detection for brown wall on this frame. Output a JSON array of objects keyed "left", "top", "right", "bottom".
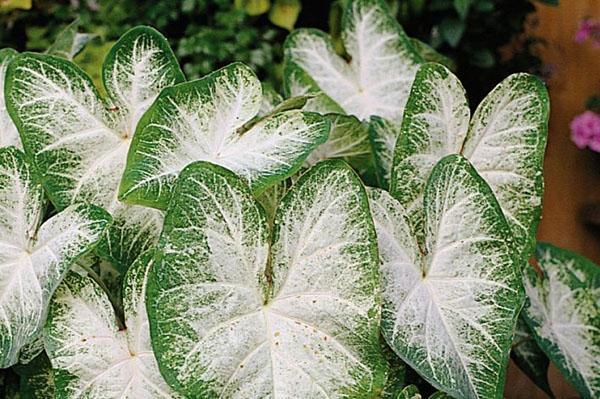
[{"left": 504, "top": 0, "right": 600, "bottom": 398}]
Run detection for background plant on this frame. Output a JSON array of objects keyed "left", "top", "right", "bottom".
[{"left": 0, "top": 0, "right": 556, "bottom": 98}]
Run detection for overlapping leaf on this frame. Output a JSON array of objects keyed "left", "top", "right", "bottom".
[
  {"left": 119, "top": 62, "right": 330, "bottom": 210},
  {"left": 511, "top": 316, "right": 553, "bottom": 397},
  {"left": 522, "top": 243, "right": 600, "bottom": 399},
  {"left": 391, "top": 62, "right": 549, "bottom": 261},
  {"left": 147, "top": 160, "right": 386, "bottom": 397},
  {"left": 0, "top": 147, "right": 111, "bottom": 368},
  {"left": 369, "top": 155, "right": 523, "bottom": 399},
  {"left": 5, "top": 26, "right": 184, "bottom": 270},
  {"left": 12, "top": 353, "right": 55, "bottom": 399},
  {"left": 284, "top": 0, "right": 422, "bottom": 122},
  {"left": 368, "top": 116, "right": 402, "bottom": 188},
  {"left": 44, "top": 250, "right": 179, "bottom": 398},
  {"left": 305, "top": 114, "right": 376, "bottom": 183},
  {"left": 282, "top": 63, "right": 344, "bottom": 115},
  {"left": 0, "top": 48, "right": 20, "bottom": 148},
  {"left": 46, "top": 19, "right": 97, "bottom": 61}
]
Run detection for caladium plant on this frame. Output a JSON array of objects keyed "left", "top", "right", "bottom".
[
  {"left": 523, "top": 243, "right": 600, "bottom": 399},
  {"left": 0, "top": 20, "right": 96, "bottom": 150},
  {"left": 118, "top": 62, "right": 330, "bottom": 210},
  {"left": 44, "top": 250, "right": 179, "bottom": 397},
  {"left": 5, "top": 26, "right": 183, "bottom": 271},
  {"left": 284, "top": 0, "right": 422, "bottom": 123},
  {"left": 0, "top": 4, "right": 598, "bottom": 398},
  {"left": 283, "top": 0, "right": 424, "bottom": 187},
  {"left": 368, "top": 155, "right": 523, "bottom": 398},
  {"left": 147, "top": 160, "right": 386, "bottom": 397},
  {"left": 0, "top": 147, "right": 111, "bottom": 368},
  {"left": 390, "top": 62, "right": 549, "bottom": 265}
]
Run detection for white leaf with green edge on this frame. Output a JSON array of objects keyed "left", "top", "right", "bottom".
[
  {"left": 510, "top": 315, "right": 553, "bottom": 397},
  {"left": 369, "top": 155, "right": 523, "bottom": 399},
  {"left": 391, "top": 63, "right": 548, "bottom": 262},
  {"left": 147, "top": 160, "right": 387, "bottom": 398},
  {"left": 0, "top": 48, "right": 20, "bottom": 149},
  {"left": 47, "top": 19, "right": 97, "bottom": 60},
  {"left": 44, "top": 250, "right": 180, "bottom": 398},
  {"left": 522, "top": 243, "right": 600, "bottom": 399},
  {"left": 306, "top": 114, "right": 376, "bottom": 182},
  {"left": 5, "top": 26, "right": 184, "bottom": 270},
  {"left": 368, "top": 116, "right": 402, "bottom": 188},
  {"left": 284, "top": 0, "right": 423, "bottom": 122},
  {"left": 462, "top": 72, "right": 549, "bottom": 262},
  {"left": 119, "top": 62, "right": 330, "bottom": 210},
  {"left": 283, "top": 62, "right": 344, "bottom": 115},
  {"left": 390, "top": 63, "right": 470, "bottom": 231},
  {"left": 0, "top": 146, "right": 111, "bottom": 368}
]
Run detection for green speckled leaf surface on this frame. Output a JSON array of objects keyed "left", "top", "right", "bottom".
[
  {"left": 148, "top": 160, "right": 386, "bottom": 398},
  {"left": 45, "top": 250, "right": 179, "bottom": 398},
  {"left": 0, "top": 147, "right": 110, "bottom": 368},
  {"left": 369, "top": 155, "right": 523, "bottom": 399},
  {"left": 120, "top": 62, "right": 329, "bottom": 210},
  {"left": 523, "top": 243, "right": 600, "bottom": 399},
  {"left": 5, "top": 26, "right": 183, "bottom": 270},
  {"left": 284, "top": 0, "right": 422, "bottom": 122}
]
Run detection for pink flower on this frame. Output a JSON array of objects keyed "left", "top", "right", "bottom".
[
  {"left": 575, "top": 19, "right": 600, "bottom": 47},
  {"left": 571, "top": 111, "right": 600, "bottom": 151}
]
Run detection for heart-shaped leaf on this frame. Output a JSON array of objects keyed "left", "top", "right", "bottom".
[
  {"left": 0, "top": 147, "right": 111, "bottom": 368},
  {"left": 391, "top": 63, "right": 549, "bottom": 262},
  {"left": 0, "top": 48, "right": 20, "bottom": 149},
  {"left": 44, "top": 250, "right": 180, "bottom": 398},
  {"left": 119, "top": 62, "right": 330, "bottom": 210},
  {"left": 5, "top": 26, "right": 184, "bottom": 270},
  {"left": 284, "top": 0, "right": 423, "bottom": 122},
  {"left": 522, "top": 243, "right": 600, "bottom": 399},
  {"left": 147, "top": 160, "right": 386, "bottom": 397},
  {"left": 369, "top": 154, "right": 523, "bottom": 399}
]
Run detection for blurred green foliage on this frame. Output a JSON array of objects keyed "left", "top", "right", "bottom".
[
  {"left": 0, "top": 0, "right": 288, "bottom": 88},
  {"left": 0, "top": 0, "right": 554, "bottom": 102}
]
